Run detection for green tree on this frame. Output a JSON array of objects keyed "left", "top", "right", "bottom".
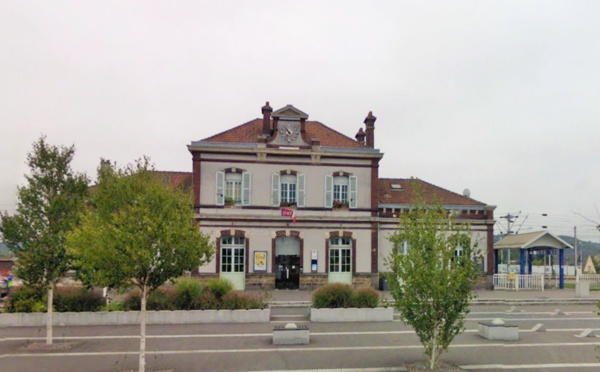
[
  {"left": 67, "top": 158, "right": 213, "bottom": 372},
  {"left": 0, "top": 136, "right": 88, "bottom": 345},
  {"left": 387, "top": 201, "right": 480, "bottom": 369}
]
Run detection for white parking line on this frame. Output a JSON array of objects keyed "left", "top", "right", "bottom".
[
  {"left": 2, "top": 327, "right": 598, "bottom": 342},
  {"left": 461, "top": 362, "right": 600, "bottom": 370},
  {"left": 2, "top": 341, "right": 600, "bottom": 359}
]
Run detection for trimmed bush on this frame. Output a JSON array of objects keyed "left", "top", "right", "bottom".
[
  {"left": 54, "top": 287, "right": 103, "bottom": 312},
  {"left": 312, "top": 283, "right": 381, "bottom": 308},
  {"left": 101, "top": 302, "right": 124, "bottom": 312},
  {"left": 121, "top": 288, "right": 175, "bottom": 311},
  {"left": 5, "top": 286, "right": 46, "bottom": 313},
  {"left": 173, "top": 277, "right": 204, "bottom": 310},
  {"left": 353, "top": 286, "right": 380, "bottom": 308},
  {"left": 207, "top": 278, "right": 233, "bottom": 300},
  {"left": 312, "top": 283, "right": 354, "bottom": 309},
  {"left": 220, "top": 291, "right": 265, "bottom": 310},
  {"left": 197, "top": 290, "right": 219, "bottom": 310}
]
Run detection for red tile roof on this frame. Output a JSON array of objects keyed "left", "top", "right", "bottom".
[
  {"left": 378, "top": 178, "right": 487, "bottom": 207},
  {"left": 202, "top": 119, "right": 365, "bottom": 149},
  {"left": 152, "top": 171, "right": 193, "bottom": 193}
]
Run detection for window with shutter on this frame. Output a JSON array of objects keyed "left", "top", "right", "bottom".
[
  {"left": 349, "top": 176, "right": 357, "bottom": 209},
  {"left": 215, "top": 171, "right": 225, "bottom": 205},
  {"left": 297, "top": 174, "right": 305, "bottom": 207},
  {"left": 324, "top": 175, "right": 333, "bottom": 208},
  {"left": 271, "top": 173, "right": 281, "bottom": 206},
  {"left": 242, "top": 172, "right": 251, "bottom": 206}
]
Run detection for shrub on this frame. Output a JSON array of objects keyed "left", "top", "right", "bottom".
[
  {"left": 220, "top": 291, "right": 265, "bottom": 310},
  {"left": 101, "top": 302, "right": 124, "bottom": 312},
  {"left": 353, "top": 286, "right": 380, "bottom": 308},
  {"left": 173, "top": 277, "right": 204, "bottom": 310},
  {"left": 312, "top": 283, "right": 354, "bottom": 309},
  {"left": 207, "top": 278, "right": 233, "bottom": 300},
  {"left": 197, "top": 290, "right": 219, "bottom": 310},
  {"left": 5, "top": 286, "right": 46, "bottom": 313},
  {"left": 53, "top": 287, "right": 104, "bottom": 312},
  {"left": 121, "top": 288, "right": 175, "bottom": 311}
]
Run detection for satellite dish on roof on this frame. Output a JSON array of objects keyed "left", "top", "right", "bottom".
[{"left": 463, "top": 188, "right": 471, "bottom": 198}]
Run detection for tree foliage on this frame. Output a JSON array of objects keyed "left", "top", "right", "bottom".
[
  {"left": 387, "top": 200, "right": 480, "bottom": 369},
  {"left": 67, "top": 157, "right": 213, "bottom": 372},
  {"left": 0, "top": 136, "right": 88, "bottom": 345}
]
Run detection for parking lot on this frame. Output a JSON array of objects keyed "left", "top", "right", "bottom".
[{"left": 2, "top": 301, "right": 600, "bottom": 371}]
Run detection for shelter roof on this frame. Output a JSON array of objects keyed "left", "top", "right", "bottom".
[{"left": 493, "top": 231, "right": 573, "bottom": 250}]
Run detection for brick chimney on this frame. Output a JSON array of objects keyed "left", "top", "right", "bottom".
[
  {"left": 364, "top": 111, "right": 376, "bottom": 148},
  {"left": 261, "top": 101, "right": 273, "bottom": 135},
  {"left": 355, "top": 128, "right": 366, "bottom": 145}
]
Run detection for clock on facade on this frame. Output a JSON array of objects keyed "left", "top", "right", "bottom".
[{"left": 279, "top": 123, "right": 300, "bottom": 143}]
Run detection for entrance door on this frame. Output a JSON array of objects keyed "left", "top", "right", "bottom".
[
  {"left": 328, "top": 237, "right": 352, "bottom": 284},
  {"left": 220, "top": 236, "right": 245, "bottom": 290},
  {"left": 275, "top": 236, "right": 301, "bottom": 289},
  {"left": 275, "top": 255, "right": 300, "bottom": 289}
]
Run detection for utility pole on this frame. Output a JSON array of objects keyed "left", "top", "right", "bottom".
[
  {"left": 574, "top": 226, "right": 578, "bottom": 278},
  {"left": 499, "top": 212, "right": 520, "bottom": 272}
]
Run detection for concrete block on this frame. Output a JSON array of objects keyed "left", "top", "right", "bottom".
[
  {"left": 478, "top": 321, "right": 519, "bottom": 341},
  {"left": 273, "top": 323, "right": 309, "bottom": 345},
  {"left": 576, "top": 282, "right": 590, "bottom": 298},
  {"left": 531, "top": 323, "right": 546, "bottom": 332},
  {"left": 575, "top": 329, "right": 598, "bottom": 338}
]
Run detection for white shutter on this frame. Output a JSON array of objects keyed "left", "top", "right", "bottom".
[
  {"left": 297, "top": 174, "right": 305, "bottom": 207},
  {"left": 216, "top": 171, "right": 225, "bottom": 206},
  {"left": 349, "top": 176, "right": 357, "bottom": 209},
  {"left": 271, "top": 173, "right": 280, "bottom": 206},
  {"left": 324, "top": 174, "right": 333, "bottom": 208},
  {"left": 242, "top": 172, "right": 251, "bottom": 206}
]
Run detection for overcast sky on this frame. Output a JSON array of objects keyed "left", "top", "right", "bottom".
[{"left": 1, "top": 1, "right": 599, "bottom": 241}]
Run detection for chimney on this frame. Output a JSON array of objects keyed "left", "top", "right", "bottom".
[
  {"left": 355, "top": 127, "right": 366, "bottom": 145},
  {"left": 364, "top": 111, "right": 376, "bottom": 148},
  {"left": 261, "top": 101, "right": 273, "bottom": 135}
]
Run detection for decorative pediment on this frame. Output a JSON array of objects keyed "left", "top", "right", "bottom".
[{"left": 271, "top": 104, "right": 309, "bottom": 120}]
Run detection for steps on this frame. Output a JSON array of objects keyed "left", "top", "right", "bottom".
[{"left": 270, "top": 302, "right": 310, "bottom": 323}]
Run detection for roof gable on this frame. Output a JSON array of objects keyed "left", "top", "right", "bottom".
[{"left": 272, "top": 104, "right": 309, "bottom": 119}]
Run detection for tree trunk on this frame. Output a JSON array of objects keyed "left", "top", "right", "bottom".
[
  {"left": 46, "top": 284, "right": 53, "bottom": 345},
  {"left": 138, "top": 285, "right": 147, "bottom": 372}
]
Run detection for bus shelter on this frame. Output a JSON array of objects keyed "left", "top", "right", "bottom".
[{"left": 493, "top": 231, "right": 573, "bottom": 289}]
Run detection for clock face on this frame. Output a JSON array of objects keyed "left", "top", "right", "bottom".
[{"left": 279, "top": 123, "right": 300, "bottom": 143}]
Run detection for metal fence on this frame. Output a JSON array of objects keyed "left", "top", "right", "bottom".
[
  {"left": 493, "top": 273, "right": 545, "bottom": 291},
  {"left": 577, "top": 274, "right": 600, "bottom": 290}
]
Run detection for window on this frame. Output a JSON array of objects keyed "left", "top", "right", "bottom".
[
  {"left": 272, "top": 172, "right": 305, "bottom": 207},
  {"left": 333, "top": 176, "right": 349, "bottom": 205},
  {"left": 221, "top": 236, "right": 245, "bottom": 273},
  {"left": 280, "top": 174, "right": 297, "bottom": 204},
  {"left": 329, "top": 237, "right": 351, "bottom": 273},
  {"left": 325, "top": 174, "right": 357, "bottom": 209},
  {"left": 226, "top": 173, "right": 242, "bottom": 205},
  {"left": 216, "top": 171, "right": 251, "bottom": 206}
]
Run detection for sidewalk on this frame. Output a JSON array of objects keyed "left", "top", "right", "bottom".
[{"left": 261, "top": 288, "right": 600, "bottom": 306}]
